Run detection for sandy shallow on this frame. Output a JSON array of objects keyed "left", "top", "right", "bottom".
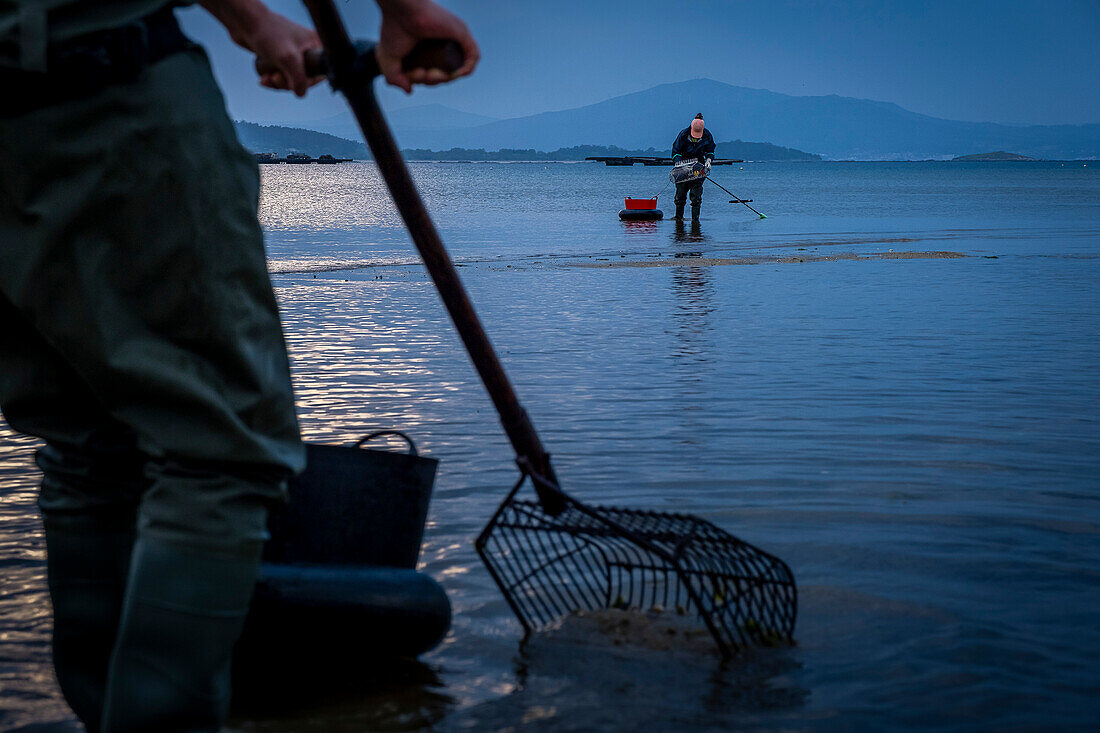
[{"left": 574, "top": 251, "right": 967, "bottom": 268}]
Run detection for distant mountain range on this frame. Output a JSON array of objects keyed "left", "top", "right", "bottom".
[
  {"left": 402, "top": 141, "right": 819, "bottom": 161},
  {"left": 234, "top": 123, "right": 818, "bottom": 161},
  {"left": 951, "top": 151, "right": 1038, "bottom": 162},
  {"left": 234, "top": 121, "right": 367, "bottom": 158},
  {"left": 382, "top": 79, "right": 1098, "bottom": 160},
  {"left": 272, "top": 103, "right": 499, "bottom": 141},
  {"left": 241, "top": 79, "right": 1099, "bottom": 160}
]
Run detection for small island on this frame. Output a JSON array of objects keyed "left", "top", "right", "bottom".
[
  {"left": 952, "top": 151, "right": 1039, "bottom": 162},
  {"left": 253, "top": 153, "right": 354, "bottom": 164}
]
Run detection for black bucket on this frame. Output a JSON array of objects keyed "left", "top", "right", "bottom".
[
  {"left": 265, "top": 431, "right": 438, "bottom": 568},
  {"left": 237, "top": 432, "right": 450, "bottom": 682}
]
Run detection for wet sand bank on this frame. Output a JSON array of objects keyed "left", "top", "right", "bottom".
[{"left": 574, "top": 250, "right": 967, "bottom": 269}]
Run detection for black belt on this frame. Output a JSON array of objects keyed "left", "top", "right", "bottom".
[{"left": 2, "top": 6, "right": 194, "bottom": 118}]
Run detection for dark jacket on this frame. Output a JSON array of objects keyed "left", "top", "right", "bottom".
[{"left": 672, "top": 127, "right": 716, "bottom": 162}]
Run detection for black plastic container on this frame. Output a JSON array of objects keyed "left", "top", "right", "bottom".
[
  {"left": 237, "top": 432, "right": 450, "bottom": 682},
  {"left": 265, "top": 432, "right": 437, "bottom": 568}
]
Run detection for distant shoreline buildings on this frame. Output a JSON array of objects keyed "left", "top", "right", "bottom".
[{"left": 253, "top": 153, "right": 353, "bottom": 164}]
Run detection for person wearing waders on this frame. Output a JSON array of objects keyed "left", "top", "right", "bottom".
[
  {"left": 671, "top": 113, "right": 716, "bottom": 222},
  {"left": 0, "top": 0, "right": 478, "bottom": 730}
]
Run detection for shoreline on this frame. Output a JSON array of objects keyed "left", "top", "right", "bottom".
[
  {"left": 573, "top": 251, "right": 968, "bottom": 268},
  {"left": 267, "top": 250, "right": 972, "bottom": 276}
]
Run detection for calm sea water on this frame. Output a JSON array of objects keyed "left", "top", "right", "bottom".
[{"left": 2, "top": 161, "right": 1098, "bottom": 731}]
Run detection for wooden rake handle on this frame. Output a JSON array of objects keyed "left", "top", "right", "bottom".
[{"left": 297, "top": 0, "right": 568, "bottom": 515}]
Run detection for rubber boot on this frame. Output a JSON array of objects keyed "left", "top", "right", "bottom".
[
  {"left": 673, "top": 203, "right": 685, "bottom": 221},
  {"left": 43, "top": 510, "right": 137, "bottom": 733},
  {"left": 100, "top": 537, "right": 262, "bottom": 733},
  {"left": 691, "top": 204, "right": 701, "bottom": 223}
]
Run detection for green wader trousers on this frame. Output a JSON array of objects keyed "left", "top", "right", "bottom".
[
  {"left": 0, "top": 46, "right": 305, "bottom": 731},
  {"left": 673, "top": 180, "right": 704, "bottom": 219}
]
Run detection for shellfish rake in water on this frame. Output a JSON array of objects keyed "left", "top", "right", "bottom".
[
  {"left": 299, "top": 0, "right": 797, "bottom": 657},
  {"left": 476, "top": 469, "right": 797, "bottom": 656}
]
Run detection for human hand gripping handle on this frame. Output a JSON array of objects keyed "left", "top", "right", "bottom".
[
  {"left": 375, "top": 0, "right": 479, "bottom": 92},
  {"left": 253, "top": 0, "right": 477, "bottom": 93},
  {"left": 255, "top": 39, "right": 465, "bottom": 85},
  {"left": 240, "top": 0, "right": 475, "bottom": 93},
  {"left": 201, "top": 0, "right": 325, "bottom": 96}
]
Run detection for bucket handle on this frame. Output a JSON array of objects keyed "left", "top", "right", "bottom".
[{"left": 355, "top": 430, "right": 419, "bottom": 456}]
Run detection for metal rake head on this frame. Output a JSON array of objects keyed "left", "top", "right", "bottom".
[{"left": 475, "top": 476, "right": 797, "bottom": 657}]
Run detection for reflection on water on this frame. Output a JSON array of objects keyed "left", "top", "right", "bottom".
[
  {"left": 671, "top": 217, "right": 706, "bottom": 244},
  {"left": 620, "top": 219, "right": 660, "bottom": 233},
  {"left": 668, "top": 263, "right": 716, "bottom": 427},
  {"left": 2, "top": 162, "right": 1099, "bottom": 731},
  {"left": 670, "top": 265, "right": 715, "bottom": 346},
  {"left": 0, "top": 431, "right": 73, "bottom": 730}
]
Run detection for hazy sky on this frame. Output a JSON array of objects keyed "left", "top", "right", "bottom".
[{"left": 178, "top": 0, "right": 1100, "bottom": 127}]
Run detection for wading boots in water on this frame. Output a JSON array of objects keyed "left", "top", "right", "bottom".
[
  {"left": 43, "top": 509, "right": 137, "bottom": 732},
  {"left": 44, "top": 487, "right": 267, "bottom": 732},
  {"left": 100, "top": 535, "right": 264, "bottom": 732},
  {"left": 673, "top": 203, "right": 685, "bottom": 221},
  {"left": 691, "top": 203, "right": 701, "bottom": 223},
  {"left": 38, "top": 437, "right": 146, "bottom": 733}
]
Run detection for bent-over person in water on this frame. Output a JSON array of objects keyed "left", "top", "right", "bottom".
[
  {"left": 671, "top": 113, "right": 716, "bottom": 222},
  {"left": 0, "top": 0, "right": 477, "bottom": 730}
]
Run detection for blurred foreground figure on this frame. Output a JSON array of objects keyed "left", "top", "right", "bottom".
[{"left": 0, "top": 0, "right": 476, "bottom": 730}]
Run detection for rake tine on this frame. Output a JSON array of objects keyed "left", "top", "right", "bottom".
[
  {"left": 545, "top": 526, "right": 602, "bottom": 611},
  {"left": 495, "top": 512, "right": 549, "bottom": 629},
  {"left": 507, "top": 518, "right": 559, "bottom": 625},
  {"left": 509, "top": 532, "right": 586, "bottom": 609},
  {"left": 488, "top": 529, "right": 535, "bottom": 631},
  {"left": 570, "top": 534, "right": 611, "bottom": 608}
]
